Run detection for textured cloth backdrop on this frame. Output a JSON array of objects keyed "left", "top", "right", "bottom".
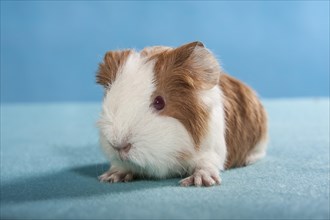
[{"left": 1, "top": 99, "right": 329, "bottom": 219}]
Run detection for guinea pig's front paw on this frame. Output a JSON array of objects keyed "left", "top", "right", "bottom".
[
  {"left": 98, "top": 170, "right": 133, "bottom": 183},
  {"left": 179, "top": 169, "right": 221, "bottom": 187}
]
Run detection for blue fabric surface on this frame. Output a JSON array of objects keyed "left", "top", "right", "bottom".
[{"left": 1, "top": 99, "right": 329, "bottom": 219}]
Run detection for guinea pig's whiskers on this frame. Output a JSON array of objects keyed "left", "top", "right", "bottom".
[
  {"left": 96, "top": 118, "right": 113, "bottom": 130},
  {"left": 107, "top": 140, "right": 115, "bottom": 147}
]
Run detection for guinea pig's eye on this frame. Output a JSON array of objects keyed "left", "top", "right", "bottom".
[{"left": 153, "top": 96, "right": 165, "bottom": 111}]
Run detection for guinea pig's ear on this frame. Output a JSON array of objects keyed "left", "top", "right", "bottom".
[
  {"left": 96, "top": 50, "right": 132, "bottom": 88},
  {"left": 169, "top": 41, "right": 221, "bottom": 90}
]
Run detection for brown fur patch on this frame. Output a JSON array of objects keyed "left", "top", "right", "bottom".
[
  {"left": 220, "top": 73, "right": 268, "bottom": 169},
  {"left": 150, "top": 42, "right": 221, "bottom": 149},
  {"left": 96, "top": 50, "right": 132, "bottom": 87},
  {"left": 140, "top": 46, "right": 173, "bottom": 57}
]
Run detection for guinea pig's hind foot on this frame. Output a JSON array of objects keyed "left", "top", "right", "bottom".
[
  {"left": 179, "top": 169, "right": 221, "bottom": 187},
  {"left": 98, "top": 170, "right": 133, "bottom": 183}
]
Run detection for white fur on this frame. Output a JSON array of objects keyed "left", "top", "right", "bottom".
[
  {"left": 245, "top": 136, "right": 268, "bottom": 165},
  {"left": 192, "top": 86, "right": 227, "bottom": 171}
]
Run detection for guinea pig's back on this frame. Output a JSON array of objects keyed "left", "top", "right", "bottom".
[{"left": 219, "top": 73, "right": 268, "bottom": 169}]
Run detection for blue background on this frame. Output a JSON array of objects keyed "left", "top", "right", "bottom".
[
  {"left": 1, "top": 2, "right": 329, "bottom": 219},
  {"left": 1, "top": 1, "right": 329, "bottom": 103}
]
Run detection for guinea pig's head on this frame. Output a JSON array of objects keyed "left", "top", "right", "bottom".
[{"left": 96, "top": 41, "right": 221, "bottom": 177}]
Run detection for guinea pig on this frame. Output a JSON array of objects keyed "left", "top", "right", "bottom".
[{"left": 96, "top": 41, "right": 268, "bottom": 187}]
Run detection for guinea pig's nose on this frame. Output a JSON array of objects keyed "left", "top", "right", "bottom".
[{"left": 113, "top": 143, "right": 132, "bottom": 153}]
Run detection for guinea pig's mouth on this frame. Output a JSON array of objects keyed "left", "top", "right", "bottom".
[
  {"left": 118, "top": 151, "right": 129, "bottom": 161},
  {"left": 110, "top": 143, "right": 145, "bottom": 169},
  {"left": 114, "top": 143, "right": 133, "bottom": 162},
  {"left": 108, "top": 140, "right": 132, "bottom": 161}
]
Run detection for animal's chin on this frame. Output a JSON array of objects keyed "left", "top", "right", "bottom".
[
  {"left": 118, "top": 152, "right": 129, "bottom": 161},
  {"left": 119, "top": 154, "right": 147, "bottom": 169}
]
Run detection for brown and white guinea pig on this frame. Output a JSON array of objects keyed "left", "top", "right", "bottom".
[{"left": 96, "top": 41, "right": 268, "bottom": 187}]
